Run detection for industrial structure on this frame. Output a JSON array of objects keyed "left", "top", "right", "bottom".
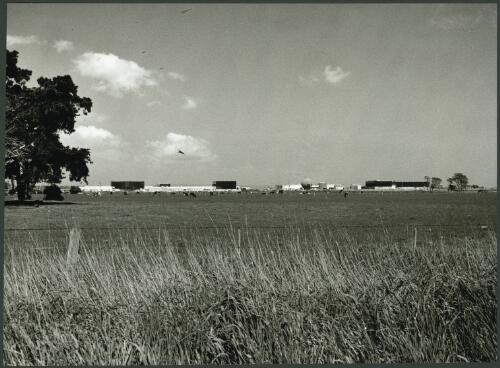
[
  {"left": 212, "top": 181, "right": 237, "bottom": 190},
  {"left": 73, "top": 178, "right": 437, "bottom": 195},
  {"left": 80, "top": 185, "right": 118, "bottom": 193},
  {"left": 363, "top": 180, "right": 429, "bottom": 191},
  {"left": 144, "top": 185, "right": 215, "bottom": 193},
  {"left": 111, "top": 181, "right": 145, "bottom": 191}
]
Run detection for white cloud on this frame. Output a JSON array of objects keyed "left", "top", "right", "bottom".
[
  {"left": 53, "top": 40, "right": 74, "bottom": 52},
  {"left": 167, "top": 72, "right": 186, "bottom": 81},
  {"left": 146, "top": 100, "right": 161, "bottom": 108},
  {"left": 60, "top": 125, "right": 123, "bottom": 161},
  {"left": 7, "top": 35, "right": 43, "bottom": 48},
  {"left": 323, "top": 65, "right": 350, "bottom": 85},
  {"left": 146, "top": 132, "right": 216, "bottom": 162},
  {"left": 73, "top": 52, "right": 158, "bottom": 97},
  {"left": 181, "top": 96, "right": 197, "bottom": 110},
  {"left": 61, "top": 125, "right": 120, "bottom": 146}
]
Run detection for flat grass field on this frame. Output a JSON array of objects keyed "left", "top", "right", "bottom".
[
  {"left": 4, "top": 191, "right": 497, "bottom": 247},
  {"left": 3, "top": 191, "right": 498, "bottom": 364}
]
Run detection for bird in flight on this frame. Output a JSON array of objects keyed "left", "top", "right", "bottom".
[
  {"left": 181, "top": 8, "right": 192, "bottom": 14},
  {"left": 178, "top": 150, "right": 185, "bottom": 154}
]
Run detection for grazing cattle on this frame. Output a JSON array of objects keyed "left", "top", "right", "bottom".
[
  {"left": 183, "top": 192, "right": 189, "bottom": 197},
  {"left": 190, "top": 192, "right": 197, "bottom": 198},
  {"left": 124, "top": 191, "right": 128, "bottom": 195},
  {"left": 344, "top": 192, "right": 348, "bottom": 199}
]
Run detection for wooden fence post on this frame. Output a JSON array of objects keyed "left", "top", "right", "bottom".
[{"left": 67, "top": 227, "right": 81, "bottom": 267}]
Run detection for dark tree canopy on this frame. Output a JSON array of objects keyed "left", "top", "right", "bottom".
[
  {"left": 5, "top": 49, "right": 93, "bottom": 201},
  {"left": 447, "top": 173, "right": 469, "bottom": 191}
]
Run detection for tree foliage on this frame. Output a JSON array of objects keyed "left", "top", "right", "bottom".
[
  {"left": 43, "top": 184, "right": 64, "bottom": 201},
  {"left": 5, "top": 49, "right": 93, "bottom": 200},
  {"left": 431, "top": 177, "right": 442, "bottom": 190},
  {"left": 447, "top": 173, "right": 469, "bottom": 191}
]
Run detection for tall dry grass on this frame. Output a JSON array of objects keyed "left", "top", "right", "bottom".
[{"left": 3, "top": 226, "right": 497, "bottom": 364}]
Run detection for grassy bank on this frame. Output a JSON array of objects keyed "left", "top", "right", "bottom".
[{"left": 3, "top": 226, "right": 497, "bottom": 364}]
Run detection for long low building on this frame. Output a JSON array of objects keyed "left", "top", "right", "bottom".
[
  {"left": 111, "top": 181, "right": 144, "bottom": 190},
  {"left": 144, "top": 185, "right": 216, "bottom": 192},
  {"left": 364, "top": 180, "right": 429, "bottom": 191},
  {"left": 80, "top": 185, "right": 121, "bottom": 193},
  {"left": 281, "top": 184, "right": 303, "bottom": 191},
  {"left": 278, "top": 183, "right": 346, "bottom": 191}
]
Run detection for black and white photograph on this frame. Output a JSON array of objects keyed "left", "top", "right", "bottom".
[{"left": 2, "top": 2, "right": 497, "bottom": 365}]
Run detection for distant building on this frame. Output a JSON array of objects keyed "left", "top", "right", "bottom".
[
  {"left": 318, "top": 182, "right": 327, "bottom": 190},
  {"left": 144, "top": 185, "right": 214, "bottom": 193},
  {"left": 394, "top": 181, "right": 429, "bottom": 190},
  {"left": 327, "top": 184, "right": 344, "bottom": 190},
  {"left": 213, "top": 181, "right": 237, "bottom": 190},
  {"left": 80, "top": 185, "right": 117, "bottom": 193},
  {"left": 282, "top": 184, "right": 303, "bottom": 191},
  {"left": 350, "top": 184, "right": 362, "bottom": 190},
  {"left": 111, "top": 181, "right": 145, "bottom": 191},
  {"left": 364, "top": 180, "right": 429, "bottom": 191}
]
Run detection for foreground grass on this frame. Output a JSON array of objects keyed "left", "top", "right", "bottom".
[{"left": 4, "top": 226, "right": 497, "bottom": 364}]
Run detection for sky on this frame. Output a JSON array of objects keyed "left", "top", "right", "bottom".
[{"left": 6, "top": 3, "right": 497, "bottom": 187}]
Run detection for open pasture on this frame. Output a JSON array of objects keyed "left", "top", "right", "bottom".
[
  {"left": 3, "top": 191, "right": 497, "bottom": 251},
  {"left": 3, "top": 191, "right": 497, "bottom": 364}
]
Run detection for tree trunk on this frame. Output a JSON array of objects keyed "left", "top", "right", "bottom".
[
  {"left": 15, "top": 164, "right": 31, "bottom": 201},
  {"left": 16, "top": 178, "right": 26, "bottom": 201},
  {"left": 26, "top": 180, "right": 32, "bottom": 200}
]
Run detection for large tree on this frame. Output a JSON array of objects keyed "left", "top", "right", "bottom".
[
  {"left": 447, "top": 173, "right": 469, "bottom": 191},
  {"left": 5, "top": 49, "right": 93, "bottom": 200},
  {"left": 431, "top": 177, "right": 442, "bottom": 191}
]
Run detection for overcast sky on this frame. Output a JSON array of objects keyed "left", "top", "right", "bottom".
[{"left": 7, "top": 3, "right": 497, "bottom": 187}]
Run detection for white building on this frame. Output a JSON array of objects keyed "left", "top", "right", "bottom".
[
  {"left": 144, "top": 185, "right": 242, "bottom": 193},
  {"left": 80, "top": 185, "right": 120, "bottom": 193},
  {"left": 144, "top": 185, "right": 216, "bottom": 193},
  {"left": 282, "top": 184, "right": 303, "bottom": 191},
  {"left": 327, "top": 184, "right": 344, "bottom": 190},
  {"left": 374, "top": 185, "right": 397, "bottom": 191}
]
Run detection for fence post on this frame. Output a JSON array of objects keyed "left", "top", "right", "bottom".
[
  {"left": 67, "top": 227, "right": 81, "bottom": 267},
  {"left": 413, "top": 227, "right": 417, "bottom": 251}
]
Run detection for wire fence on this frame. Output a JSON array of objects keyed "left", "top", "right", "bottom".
[{"left": 3, "top": 223, "right": 494, "bottom": 232}]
